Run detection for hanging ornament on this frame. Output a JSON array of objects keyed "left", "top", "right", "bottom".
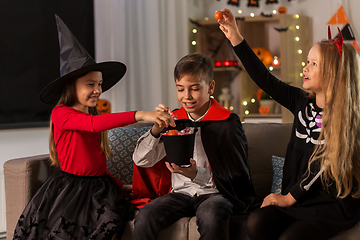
[
  {"left": 228, "top": 0, "right": 240, "bottom": 6},
  {"left": 248, "top": 0, "right": 259, "bottom": 7},
  {"left": 266, "top": 0, "right": 278, "bottom": 4},
  {"left": 278, "top": 6, "right": 287, "bottom": 14}
]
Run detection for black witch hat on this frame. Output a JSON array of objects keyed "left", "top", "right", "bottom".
[{"left": 40, "top": 15, "right": 126, "bottom": 104}]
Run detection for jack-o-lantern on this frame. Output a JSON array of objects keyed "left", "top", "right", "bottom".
[
  {"left": 278, "top": 6, "right": 287, "bottom": 14},
  {"left": 252, "top": 47, "right": 273, "bottom": 66},
  {"left": 259, "top": 106, "right": 270, "bottom": 115},
  {"left": 96, "top": 99, "right": 111, "bottom": 114}
]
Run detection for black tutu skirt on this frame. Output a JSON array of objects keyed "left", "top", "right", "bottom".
[{"left": 13, "top": 171, "right": 135, "bottom": 240}]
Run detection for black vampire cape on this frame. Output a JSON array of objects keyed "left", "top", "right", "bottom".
[{"left": 172, "top": 98, "right": 257, "bottom": 213}]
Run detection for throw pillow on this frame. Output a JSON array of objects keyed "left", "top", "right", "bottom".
[
  {"left": 271, "top": 155, "right": 285, "bottom": 194},
  {"left": 107, "top": 126, "right": 151, "bottom": 185}
]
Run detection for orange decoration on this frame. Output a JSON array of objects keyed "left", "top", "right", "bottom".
[
  {"left": 327, "top": 5, "right": 349, "bottom": 25},
  {"left": 214, "top": 11, "right": 224, "bottom": 20},
  {"left": 168, "top": 130, "right": 178, "bottom": 136},
  {"left": 252, "top": 47, "right": 273, "bottom": 66},
  {"left": 259, "top": 106, "right": 270, "bottom": 115},
  {"left": 278, "top": 6, "right": 287, "bottom": 14},
  {"left": 96, "top": 99, "right": 111, "bottom": 114}
]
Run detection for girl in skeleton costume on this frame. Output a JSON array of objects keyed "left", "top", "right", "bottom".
[{"left": 218, "top": 8, "right": 360, "bottom": 240}]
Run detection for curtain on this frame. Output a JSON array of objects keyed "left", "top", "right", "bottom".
[{"left": 94, "top": 0, "right": 188, "bottom": 112}]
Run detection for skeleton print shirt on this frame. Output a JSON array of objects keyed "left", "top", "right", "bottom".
[{"left": 234, "top": 41, "right": 324, "bottom": 201}]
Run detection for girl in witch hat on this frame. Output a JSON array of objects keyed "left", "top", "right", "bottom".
[
  {"left": 218, "top": 8, "right": 360, "bottom": 240},
  {"left": 12, "top": 15, "right": 175, "bottom": 240}
]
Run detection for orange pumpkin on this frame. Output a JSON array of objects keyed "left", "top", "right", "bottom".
[
  {"left": 252, "top": 47, "right": 273, "bottom": 66},
  {"left": 259, "top": 106, "right": 270, "bottom": 115},
  {"left": 96, "top": 99, "right": 111, "bottom": 114},
  {"left": 168, "top": 130, "right": 178, "bottom": 136},
  {"left": 278, "top": 6, "right": 287, "bottom": 14}
]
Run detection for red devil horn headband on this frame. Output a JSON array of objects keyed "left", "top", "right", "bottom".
[{"left": 328, "top": 26, "right": 343, "bottom": 57}]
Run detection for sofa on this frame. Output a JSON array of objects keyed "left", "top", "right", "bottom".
[{"left": 4, "top": 122, "right": 360, "bottom": 240}]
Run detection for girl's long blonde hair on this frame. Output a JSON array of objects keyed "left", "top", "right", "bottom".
[
  {"left": 308, "top": 40, "right": 360, "bottom": 198},
  {"left": 49, "top": 77, "right": 113, "bottom": 167}
]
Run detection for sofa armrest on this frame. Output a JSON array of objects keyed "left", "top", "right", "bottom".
[{"left": 3, "top": 154, "right": 59, "bottom": 240}]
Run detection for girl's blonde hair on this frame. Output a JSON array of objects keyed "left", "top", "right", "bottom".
[
  {"left": 308, "top": 40, "right": 360, "bottom": 198},
  {"left": 49, "top": 76, "right": 113, "bottom": 167}
]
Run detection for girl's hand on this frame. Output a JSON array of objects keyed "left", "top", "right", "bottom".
[
  {"left": 121, "top": 184, "right": 133, "bottom": 198},
  {"left": 261, "top": 192, "right": 297, "bottom": 208},
  {"left": 151, "top": 104, "right": 176, "bottom": 137},
  {"left": 135, "top": 110, "right": 175, "bottom": 130},
  {"left": 217, "top": 8, "right": 244, "bottom": 46},
  {"left": 165, "top": 158, "right": 197, "bottom": 180}
]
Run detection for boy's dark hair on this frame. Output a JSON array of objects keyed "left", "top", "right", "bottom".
[{"left": 174, "top": 53, "right": 214, "bottom": 83}]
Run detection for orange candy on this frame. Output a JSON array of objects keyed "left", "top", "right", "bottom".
[
  {"left": 167, "top": 130, "right": 178, "bottom": 136},
  {"left": 214, "top": 11, "right": 224, "bottom": 20}
]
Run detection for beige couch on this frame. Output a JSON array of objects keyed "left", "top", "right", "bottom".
[{"left": 4, "top": 123, "right": 360, "bottom": 240}]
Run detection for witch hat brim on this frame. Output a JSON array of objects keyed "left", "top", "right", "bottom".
[{"left": 40, "top": 15, "right": 126, "bottom": 105}]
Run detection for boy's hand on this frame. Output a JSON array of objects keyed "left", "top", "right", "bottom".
[
  {"left": 151, "top": 104, "right": 177, "bottom": 137},
  {"left": 165, "top": 158, "right": 197, "bottom": 180},
  {"left": 261, "top": 192, "right": 297, "bottom": 208},
  {"left": 218, "top": 8, "right": 244, "bottom": 46}
]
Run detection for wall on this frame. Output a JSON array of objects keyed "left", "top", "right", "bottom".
[{"left": 188, "top": 0, "right": 360, "bottom": 46}]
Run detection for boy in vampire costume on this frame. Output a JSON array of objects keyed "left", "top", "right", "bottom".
[{"left": 131, "top": 53, "right": 257, "bottom": 240}]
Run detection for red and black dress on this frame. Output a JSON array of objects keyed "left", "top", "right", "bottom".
[{"left": 13, "top": 105, "right": 137, "bottom": 240}]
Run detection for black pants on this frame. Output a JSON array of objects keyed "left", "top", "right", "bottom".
[
  {"left": 247, "top": 206, "right": 337, "bottom": 240},
  {"left": 132, "top": 192, "right": 234, "bottom": 240}
]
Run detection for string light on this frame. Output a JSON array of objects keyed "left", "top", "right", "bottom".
[
  {"left": 298, "top": 49, "right": 302, "bottom": 54},
  {"left": 245, "top": 110, "right": 250, "bottom": 115},
  {"left": 295, "top": 37, "right": 300, "bottom": 41},
  {"left": 243, "top": 101, "right": 248, "bottom": 106},
  {"left": 238, "top": 10, "right": 242, "bottom": 14},
  {"left": 273, "top": 10, "right": 277, "bottom": 14},
  {"left": 269, "top": 66, "right": 274, "bottom": 71},
  {"left": 250, "top": 13, "right": 255, "bottom": 17},
  {"left": 300, "top": 73, "right": 303, "bottom": 77},
  {"left": 296, "top": 25, "right": 300, "bottom": 30},
  {"left": 294, "top": 14, "right": 300, "bottom": 18},
  {"left": 302, "top": 62, "right": 306, "bottom": 66},
  {"left": 251, "top": 98, "right": 256, "bottom": 103},
  {"left": 204, "top": 17, "right": 209, "bottom": 21},
  {"left": 192, "top": 41, "right": 197, "bottom": 46},
  {"left": 192, "top": 29, "right": 197, "bottom": 34}
]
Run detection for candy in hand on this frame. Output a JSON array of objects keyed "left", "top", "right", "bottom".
[{"left": 214, "top": 11, "right": 224, "bottom": 20}]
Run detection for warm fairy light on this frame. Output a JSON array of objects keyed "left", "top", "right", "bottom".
[
  {"left": 298, "top": 49, "right": 302, "bottom": 54},
  {"left": 300, "top": 73, "right": 303, "bottom": 77},
  {"left": 294, "top": 14, "right": 300, "bottom": 18},
  {"left": 295, "top": 37, "right": 300, "bottom": 41},
  {"left": 273, "top": 10, "right": 277, "bottom": 14},
  {"left": 302, "top": 62, "right": 306, "bottom": 66},
  {"left": 192, "top": 41, "right": 197, "bottom": 46},
  {"left": 250, "top": 13, "right": 255, "bottom": 17},
  {"left": 192, "top": 28, "right": 197, "bottom": 34},
  {"left": 229, "top": 106, "right": 234, "bottom": 111},
  {"left": 296, "top": 25, "right": 300, "bottom": 30},
  {"left": 251, "top": 98, "right": 256, "bottom": 103},
  {"left": 245, "top": 110, "right": 250, "bottom": 115},
  {"left": 243, "top": 101, "right": 248, "bottom": 106},
  {"left": 272, "top": 56, "right": 280, "bottom": 66},
  {"left": 269, "top": 66, "right": 274, "bottom": 71},
  {"left": 238, "top": 10, "right": 242, "bottom": 14},
  {"left": 205, "top": 17, "right": 209, "bottom": 21}
]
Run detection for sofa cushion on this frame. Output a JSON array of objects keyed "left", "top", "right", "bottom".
[
  {"left": 271, "top": 155, "right": 285, "bottom": 194},
  {"left": 242, "top": 122, "right": 292, "bottom": 199},
  {"left": 107, "top": 126, "right": 151, "bottom": 184}
]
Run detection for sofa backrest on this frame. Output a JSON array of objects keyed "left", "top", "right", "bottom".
[
  {"left": 242, "top": 122, "right": 292, "bottom": 199},
  {"left": 107, "top": 122, "right": 293, "bottom": 200}
]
